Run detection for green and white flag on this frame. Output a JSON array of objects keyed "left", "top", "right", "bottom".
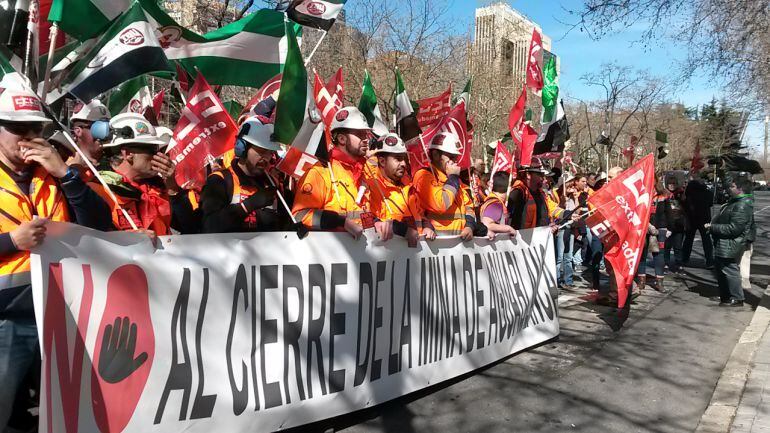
[
  {"left": 358, "top": 69, "right": 388, "bottom": 136},
  {"left": 47, "top": 1, "right": 172, "bottom": 104},
  {"left": 541, "top": 57, "right": 558, "bottom": 123},
  {"left": 457, "top": 76, "right": 472, "bottom": 107},
  {"left": 140, "top": 0, "right": 293, "bottom": 89},
  {"left": 273, "top": 20, "right": 324, "bottom": 157},
  {"left": 0, "top": 47, "right": 22, "bottom": 81},
  {"left": 394, "top": 68, "right": 413, "bottom": 122},
  {"left": 107, "top": 75, "right": 151, "bottom": 115},
  {"left": 49, "top": 0, "right": 130, "bottom": 41},
  {"left": 394, "top": 68, "right": 420, "bottom": 141}
]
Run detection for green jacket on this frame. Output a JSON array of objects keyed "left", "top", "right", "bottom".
[{"left": 710, "top": 194, "right": 755, "bottom": 259}]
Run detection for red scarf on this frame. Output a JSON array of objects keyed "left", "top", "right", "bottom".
[
  {"left": 123, "top": 176, "right": 171, "bottom": 229},
  {"left": 330, "top": 147, "right": 365, "bottom": 183}
]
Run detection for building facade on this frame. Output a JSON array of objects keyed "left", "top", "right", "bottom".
[{"left": 473, "top": 2, "right": 556, "bottom": 88}]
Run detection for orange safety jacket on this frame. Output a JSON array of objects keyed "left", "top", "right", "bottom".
[
  {"left": 412, "top": 166, "right": 474, "bottom": 236},
  {"left": 292, "top": 159, "right": 368, "bottom": 230},
  {"left": 0, "top": 166, "right": 69, "bottom": 291},
  {"left": 366, "top": 168, "right": 415, "bottom": 223},
  {"left": 91, "top": 173, "right": 172, "bottom": 235}
]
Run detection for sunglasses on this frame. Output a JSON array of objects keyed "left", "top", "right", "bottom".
[{"left": 0, "top": 121, "right": 44, "bottom": 137}]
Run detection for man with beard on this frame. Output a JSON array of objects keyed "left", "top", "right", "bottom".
[
  {"left": 68, "top": 99, "right": 110, "bottom": 173},
  {"left": 201, "top": 116, "right": 289, "bottom": 232},
  {"left": 366, "top": 133, "right": 422, "bottom": 247},
  {"left": 293, "top": 107, "right": 392, "bottom": 240}
]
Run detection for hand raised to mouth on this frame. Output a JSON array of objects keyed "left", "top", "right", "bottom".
[{"left": 98, "top": 317, "right": 148, "bottom": 384}]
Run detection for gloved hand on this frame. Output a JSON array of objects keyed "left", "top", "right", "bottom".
[{"left": 242, "top": 187, "right": 276, "bottom": 211}]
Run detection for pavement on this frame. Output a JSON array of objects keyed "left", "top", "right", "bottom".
[
  {"left": 286, "top": 192, "right": 770, "bottom": 433},
  {"left": 697, "top": 192, "right": 770, "bottom": 433}
]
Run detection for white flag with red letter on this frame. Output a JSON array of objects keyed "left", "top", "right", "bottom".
[{"left": 166, "top": 74, "right": 237, "bottom": 189}]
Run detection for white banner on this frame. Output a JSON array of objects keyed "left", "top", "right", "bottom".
[{"left": 31, "top": 223, "right": 558, "bottom": 433}]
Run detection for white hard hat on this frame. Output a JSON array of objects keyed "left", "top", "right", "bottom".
[
  {"left": 239, "top": 116, "right": 280, "bottom": 151},
  {"left": 155, "top": 126, "right": 174, "bottom": 148},
  {"left": 427, "top": 131, "right": 461, "bottom": 156},
  {"left": 374, "top": 133, "right": 406, "bottom": 155},
  {"left": 0, "top": 73, "right": 50, "bottom": 123},
  {"left": 330, "top": 106, "right": 371, "bottom": 132},
  {"left": 70, "top": 99, "right": 109, "bottom": 123},
  {"left": 104, "top": 112, "right": 165, "bottom": 149}
]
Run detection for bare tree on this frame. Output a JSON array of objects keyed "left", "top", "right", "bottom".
[{"left": 566, "top": 0, "right": 770, "bottom": 110}]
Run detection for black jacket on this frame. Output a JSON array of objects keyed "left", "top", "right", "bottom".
[{"left": 710, "top": 194, "right": 754, "bottom": 259}]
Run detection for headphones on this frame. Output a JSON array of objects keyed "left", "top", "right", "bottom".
[
  {"left": 90, "top": 120, "right": 134, "bottom": 142},
  {"left": 234, "top": 122, "right": 251, "bottom": 158}
]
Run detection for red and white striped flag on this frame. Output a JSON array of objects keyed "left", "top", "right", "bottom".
[{"left": 313, "top": 67, "right": 343, "bottom": 125}]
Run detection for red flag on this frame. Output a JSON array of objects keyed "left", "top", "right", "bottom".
[
  {"left": 416, "top": 86, "right": 452, "bottom": 127},
  {"left": 691, "top": 142, "right": 705, "bottom": 172},
  {"left": 526, "top": 29, "right": 544, "bottom": 92},
  {"left": 491, "top": 141, "right": 514, "bottom": 176},
  {"left": 516, "top": 124, "right": 539, "bottom": 167},
  {"left": 277, "top": 146, "right": 319, "bottom": 179},
  {"left": 152, "top": 89, "right": 165, "bottom": 116},
  {"left": 419, "top": 101, "right": 471, "bottom": 169},
  {"left": 586, "top": 154, "right": 656, "bottom": 307},
  {"left": 167, "top": 74, "right": 238, "bottom": 189},
  {"left": 405, "top": 135, "right": 431, "bottom": 176},
  {"left": 313, "top": 67, "right": 344, "bottom": 126},
  {"left": 142, "top": 89, "right": 165, "bottom": 126},
  {"left": 239, "top": 73, "right": 283, "bottom": 122},
  {"left": 174, "top": 62, "right": 192, "bottom": 92},
  {"left": 508, "top": 85, "right": 527, "bottom": 145}
]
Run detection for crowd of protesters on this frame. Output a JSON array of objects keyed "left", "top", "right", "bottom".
[{"left": 0, "top": 73, "right": 758, "bottom": 430}]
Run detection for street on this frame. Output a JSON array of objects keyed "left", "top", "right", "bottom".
[{"left": 291, "top": 192, "right": 770, "bottom": 433}]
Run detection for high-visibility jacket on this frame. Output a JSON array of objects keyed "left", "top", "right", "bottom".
[
  {"left": 366, "top": 168, "right": 415, "bottom": 224},
  {"left": 0, "top": 166, "right": 69, "bottom": 292},
  {"left": 292, "top": 159, "right": 367, "bottom": 230},
  {"left": 91, "top": 172, "right": 172, "bottom": 235},
  {"left": 546, "top": 188, "right": 565, "bottom": 222},
  {"left": 412, "top": 167, "right": 474, "bottom": 236},
  {"left": 208, "top": 165, "right": 280, "bottom": 230},
  {"left": 510, "top": 180, "right": 561, "bottom": 229},
  {"left": 480, "top": 193, "right": 507, "bottom": 225}
]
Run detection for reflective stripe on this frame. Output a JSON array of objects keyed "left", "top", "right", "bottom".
[
  {"left": 0, "top": 271, "right": 31, "bottom": 291},
  {"left": 426, "top": 211, "right": 465, "bottom": 221}
]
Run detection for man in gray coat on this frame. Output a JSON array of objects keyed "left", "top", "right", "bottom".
[{"left": 706, "top": 175, "right": 756, "bottom": 306}]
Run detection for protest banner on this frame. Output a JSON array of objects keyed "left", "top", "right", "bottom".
[{"left": 31, "top": 223, "right": 558, "bottom": 433}]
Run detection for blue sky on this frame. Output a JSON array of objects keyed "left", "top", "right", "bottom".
[{"left": 446, "top": 0, "right": 764, "bottom": 152}]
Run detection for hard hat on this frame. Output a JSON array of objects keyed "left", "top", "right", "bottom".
[
  {"left": 237, "top": 116, "right": 280, "bottom": 153},
  {"left": 47, "top": 130, "right": 75, "bottom": 153},
  {"left": 0, "top": 73, "right": 50, "bottom": 123},
  {"left": 155, "top": 126, "right": 174, "bottom": 148},
  {"left": 330, "top": 106, "right": 371, "bottom": 132},
  {"left": 427, "top": 131, "right": 461, "bottom": 156},
  {"left": 70, "top": 99, "right": 109, "bottom": 123},
  {"left": 373, "top": 133, "right": 406, "bottom": 155},
  {"left": 103, "top": 113, "right": 165, "bottom": 149}
]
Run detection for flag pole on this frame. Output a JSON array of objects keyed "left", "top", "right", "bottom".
[
  {"left": 22, "top": 0, "right": 39, "bottom": 80},
  {"left": 265, "top": 174, "right": 307, "bottom": 239},
  {"left": 304, "top": 30, "right": 328, "bottom": 67},
  {"left": 41, "top": 22, "right": 59, "bottom": 100}
]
